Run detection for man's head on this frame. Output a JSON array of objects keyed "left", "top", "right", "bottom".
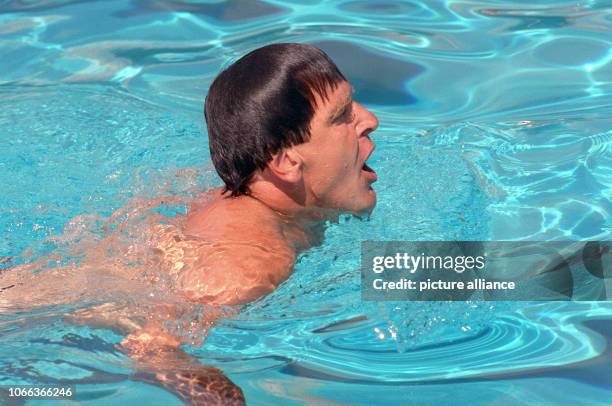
[{"left": 205, "top": 43, "right": 378, "bottom": 214}]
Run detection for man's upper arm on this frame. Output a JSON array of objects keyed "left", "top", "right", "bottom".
[{"left": 178, "top": 241, "right": 294, "bottom": 306}]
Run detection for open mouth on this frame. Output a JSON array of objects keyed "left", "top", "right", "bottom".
[
  {"left": 360, "top": 141, "right": 377, "bottom": 183},
  {"left": 362, "top": 162, "right": 374, "bottom": 173},
  {"left": 361, "top": 161, "right": 377, "bottom": 182}
]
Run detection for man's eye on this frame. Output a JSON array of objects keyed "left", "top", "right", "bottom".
[
  {"left": 332, "top": 103, "right": 354, "bottom": 125},
  {"left": 342, "top": 107, "right": 354, "bottom": 122}
]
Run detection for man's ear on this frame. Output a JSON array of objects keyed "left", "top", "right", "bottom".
[{"left": 266, "top": 148, "right": 303, "bottom": 183}]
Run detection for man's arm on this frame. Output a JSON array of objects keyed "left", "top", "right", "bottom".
[
  {"left": 119, "top": 321, "right": 245, "bottom": 405},
  {"left": 66, "top": 303, "right": 245, "bottom": 405},
  {"left": 176, "top": 240, "right": 295, "bottom": 306}
]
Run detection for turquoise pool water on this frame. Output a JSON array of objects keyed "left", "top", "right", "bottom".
[{"left": 1, "top": 0, "right": 611, "bottom": 404}]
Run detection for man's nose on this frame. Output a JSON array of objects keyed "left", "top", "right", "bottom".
[{"left": 355, "top": 102, "right": 379, "bottom": 137}]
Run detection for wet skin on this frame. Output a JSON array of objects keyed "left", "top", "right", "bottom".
[
  {"left": 163, "top": 80, "right": 379, "bottom": 308},
  {"left": 0, "top": 80, "right": 379, "bottom": 405},
  {"left": 120, "top": 80, "right": 379, "bottom": 404}
]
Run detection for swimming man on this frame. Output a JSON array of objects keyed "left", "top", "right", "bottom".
[
  {"left": 1, "top": 43, "right": 379, "bottom": 405},
  {"left": 122, "top": 42, "right": 379, "bottom": 404}
]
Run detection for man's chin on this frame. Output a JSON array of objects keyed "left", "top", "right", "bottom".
[
  {"left": 346, "top": 189, "right": 377, "bottom": 217},
  {"left": 319, "top": 187, "right": 377, "bottom": 217}
]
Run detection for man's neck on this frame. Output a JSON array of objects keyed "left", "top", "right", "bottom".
[{"left": 246, "top": 180, "right": 338, "bottom": 252}]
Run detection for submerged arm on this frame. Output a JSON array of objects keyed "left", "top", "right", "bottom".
[
  {"left": 65, "top": 302, "right": 245, "bottom": 405},
  {"left": 118, "top": 321, "right": 245, "bottom": 406},
  {"left": 117, "top": 241, "right": 294, "bottom": 403}
]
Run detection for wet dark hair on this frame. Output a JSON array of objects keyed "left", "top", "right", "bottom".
[{"left": 204, "top": 43, "right": 346, "bottom": 196}]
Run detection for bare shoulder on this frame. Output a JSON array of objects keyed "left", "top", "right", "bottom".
[
  {"left": 177, "top": 191, "right": 295, "bottom": 305},
  {"left": 184, "top": 190, "right": 279, "bottom": 238}
]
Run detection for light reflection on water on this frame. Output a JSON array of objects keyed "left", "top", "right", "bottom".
[{"left": 0, "top": 0, "right": 611, "bottom": 404}]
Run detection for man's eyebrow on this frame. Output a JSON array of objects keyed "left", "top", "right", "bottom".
[{"left": 328, "top": 87, "right": 355, "bottom": 124}]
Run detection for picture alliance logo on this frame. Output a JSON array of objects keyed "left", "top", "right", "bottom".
[{"left": 361, "top": 241, "right": 611, "bottom": 301}]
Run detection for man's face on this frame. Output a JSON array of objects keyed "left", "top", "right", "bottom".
[{"left": 295, "top": 81, "right": 379, "bottom": 214}]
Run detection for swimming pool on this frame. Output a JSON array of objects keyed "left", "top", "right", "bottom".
[{"left": 1, "top": 0, "right": 611, "bottom": 404}]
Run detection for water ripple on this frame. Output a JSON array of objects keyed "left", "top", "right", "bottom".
[
  {"left": 199, "top": 302, "right": 611, "bottom": 384},
  {"left": 1, "top": 0, "right": 610, "bottom": 121}
]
